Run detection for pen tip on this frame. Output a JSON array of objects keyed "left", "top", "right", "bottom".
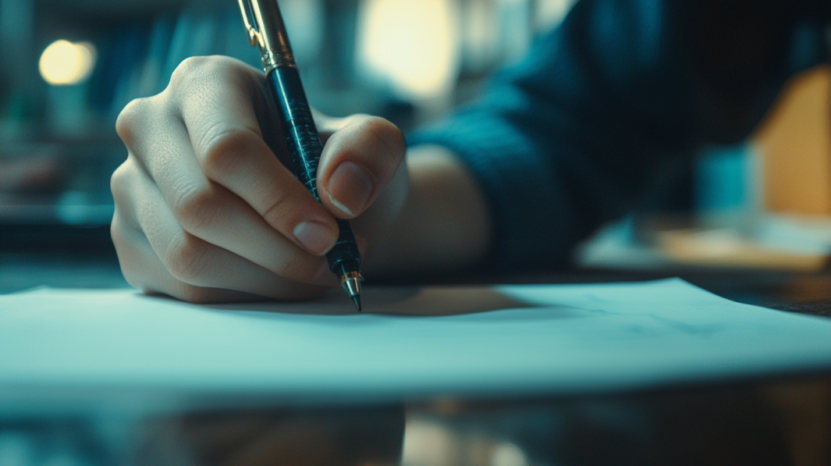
[
  {"left": 352, "top": 295, "right": 362, "bottom": 312},
  {"left": 339, "top": 270, "right": 363, "bottom": 312}
]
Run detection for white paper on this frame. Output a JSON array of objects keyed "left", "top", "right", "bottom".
[{"left": 1, "top": 279, "right": 831, "bottom": 412}]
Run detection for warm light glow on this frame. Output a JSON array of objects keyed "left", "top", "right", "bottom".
[
  {"left": 492, "top": 441, "right": 529, "bottom": 466},
  {"left": 39, "top": 40, "right": 96, "bottom": 86},
  {"left": 535, "top": 0, "right": 577, "bottom": 32},
  {"left": 401, "top": 419, "right": 459, "bottom": 465},
  {"left": 357, "top": 0, "right": 459, "bottom": 100}
]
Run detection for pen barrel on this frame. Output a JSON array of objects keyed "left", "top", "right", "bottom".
[
  {"left": 268, "top": 68, "right": 322, "bottom": 200},
  {"left": 329, "top": 219, "right": 361, "bottom": 275},
  {"left": 267, "top": 68, "right": 362, "bottom": 275}
]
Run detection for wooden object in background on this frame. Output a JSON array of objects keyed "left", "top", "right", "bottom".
[{"left": 755, "top": 66, "right": 831, "bottom": 216}]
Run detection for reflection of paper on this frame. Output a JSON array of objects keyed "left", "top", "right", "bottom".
[{"left": 2, "top": 279, "right": 831, "bottom": 412}]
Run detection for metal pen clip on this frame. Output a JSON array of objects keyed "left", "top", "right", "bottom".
[{"left": 237, "top": 0, "right": 297, "bottom": 72}]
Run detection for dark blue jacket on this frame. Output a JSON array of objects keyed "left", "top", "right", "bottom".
[{"left": 410, "top": 0, "right": 830, "bottom": 271}]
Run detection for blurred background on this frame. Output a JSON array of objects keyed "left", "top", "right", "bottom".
[
  {"left": 1, "top": 0, "right": 830, "bottom": 271},
  {"left": 0, "top": 0, "right": 577, "bottom": 253}
]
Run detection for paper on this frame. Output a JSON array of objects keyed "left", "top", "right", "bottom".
[{"left": 1, "top": 279, "right": 831, "bottom": 413}]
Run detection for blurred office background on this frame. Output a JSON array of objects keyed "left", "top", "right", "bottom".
[
  {"left": 0, "top": 0, "right": 576, "bottom": 251},
  {"left": 1, "top": 0, "right": 830, "bottom": 271}
]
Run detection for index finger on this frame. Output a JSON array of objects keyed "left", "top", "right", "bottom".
[{"left": 170, "top": 56, "right": 340, "bottom": 256}]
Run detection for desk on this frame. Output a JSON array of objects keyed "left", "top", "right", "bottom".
[{"left": 1, "top": 252, "right": 829, "bottom": 466}]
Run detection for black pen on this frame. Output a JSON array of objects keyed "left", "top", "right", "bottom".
[{"left": 237, "top": 0, "right": 363, "bottom": 311}]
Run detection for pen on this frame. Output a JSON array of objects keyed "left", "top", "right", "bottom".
[{"left": 237, "top": 0, "right": 363, "bottom": 311}]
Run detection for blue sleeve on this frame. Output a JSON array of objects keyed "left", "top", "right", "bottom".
[{"left": 408, "top": 0, "right": 829, "bottom": 271}]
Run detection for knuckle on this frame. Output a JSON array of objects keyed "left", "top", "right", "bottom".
[
  {"left": 168, "top": 56, "right": 252, "bottom": 101},
  {"left": 169, "top": 56, "right": 212, "bottom": 88},
  {"left": 200, "top": 127, "right": 256, "bottom": 177},
  {"left": 260, "top": 189, "right": 292, "bottom": 225},
  {"left": 164, "top": 232, "right": 209, "bottom": 284},
  {"left": 171, "top": 185, "right": 216, "bottom": 233},
  {"left": 110, "top": 158, "right": 140, "bottom": 204},
  {"left": 115, "top": 97, "right": 152, "bottom": 143},
  {"left": 167, "top": 57, "right": 217, "bottom": 105},
  {"left": 110, "top": 162, "right": 130, "bottom": 202}
]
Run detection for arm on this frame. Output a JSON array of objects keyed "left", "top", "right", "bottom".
[{"left": 410, "top": 0, "right": 829, "bottom": 272}]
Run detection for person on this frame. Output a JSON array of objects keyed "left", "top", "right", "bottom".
[{"left": 110, "top": 0, "right": 830, "bottom": 303}]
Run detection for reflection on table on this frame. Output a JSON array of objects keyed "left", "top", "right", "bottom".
[{"left": 1, "top": 377, "right": 828, "bottom": 465}]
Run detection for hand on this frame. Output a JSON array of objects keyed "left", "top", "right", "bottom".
[{"left": 111, "top": 56, "right": 407, "bottom": 303}]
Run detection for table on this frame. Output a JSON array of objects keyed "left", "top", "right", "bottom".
[{"left": 1, "top": 251, "right": 829, "bottom": 466}]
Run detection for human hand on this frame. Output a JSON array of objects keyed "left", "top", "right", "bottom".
[{"left": 111, "top": 56, "right": 407, "bottom": 303}]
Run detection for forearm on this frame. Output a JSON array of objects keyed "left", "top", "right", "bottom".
[{"left": 363, "top": 145, "right": 493, "bottom": 277}]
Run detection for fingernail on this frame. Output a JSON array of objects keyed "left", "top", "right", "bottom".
[
  {"left": 328, "top": 161, "right": 373, "bottom": 217},
  {"left": 293, "top": 221, "right": 336, "bottom": 255}
]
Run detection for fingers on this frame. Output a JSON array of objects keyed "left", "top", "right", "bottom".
[
  {"left": 169, "top": 58, "right": 340, "bottom": 255},
  {"left": 121, "top": 105, "right": 329, "bottom": 284},
  {"left": 317, "top": 115, "right": 407, "bottom": 219},
  {"left": 117, "top": 56, "right": 338, "bottom": 260},
  {"left": 111, "top": 158, "right": 333, "bottom": 302},
  {"left": 113, "top": 211, "right": 264, "bottom": 304}
]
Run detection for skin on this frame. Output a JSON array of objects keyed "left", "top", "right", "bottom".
[{"left": 111, "top": 55, "right": 493, "bottom": 303}]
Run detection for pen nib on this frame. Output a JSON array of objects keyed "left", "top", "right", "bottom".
[
  {"left": 351, "top": 295, "right": 362, "bottom": 313},
  {"left": 339, "top": 271, "right": 363, "bottom": 312}
]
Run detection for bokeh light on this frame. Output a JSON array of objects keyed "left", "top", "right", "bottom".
[
  {"left": 357, "top": 0, "right": 460, "bottom": 100},
  {"left": 38, "top": 40, "right": 97, "bottom": 86}
]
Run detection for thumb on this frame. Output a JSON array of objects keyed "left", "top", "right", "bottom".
[{"left": 317, "top": 115, "right": 406, "bottom": 219}]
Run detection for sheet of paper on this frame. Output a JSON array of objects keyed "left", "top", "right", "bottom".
[{"left": 2, "top": 279, "right": 831, "bottom": 413}]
